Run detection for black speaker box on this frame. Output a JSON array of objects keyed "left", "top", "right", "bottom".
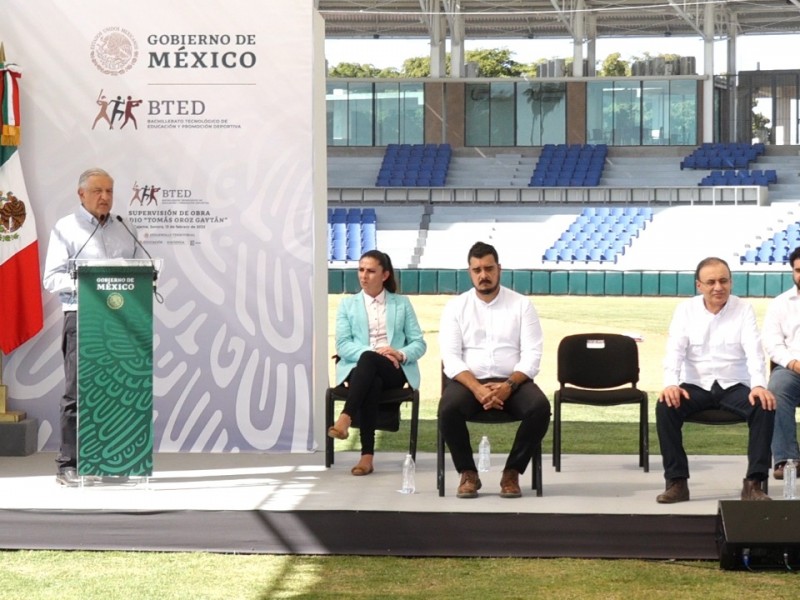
[{"left": 716, "top": 500, "right": 800, "bottom": 570}]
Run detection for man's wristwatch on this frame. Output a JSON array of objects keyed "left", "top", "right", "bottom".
[{"left": 505, "top": 379, "right": 519, "bottom": 392}]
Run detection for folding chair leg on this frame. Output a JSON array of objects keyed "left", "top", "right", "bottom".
[
  {"left": 436, "top": 421, "right": 445, "bottom": 497},
  {"left": 532, "top": 443, "right": 543, "bottom": 497},
  {"left": 325, "top": 389, "right": 335, "bottom": 468},
  {"left": 409, "top": 391, "right": 420, "bottom": 462},
  {"left": 553, "top": 398, "right": 562, "bottom": 472},
  {"left": 640, "top": 401, "right": 649, "bottom": 473}
]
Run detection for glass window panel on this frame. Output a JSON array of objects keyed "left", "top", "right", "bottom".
[
  {"left": 490, "top": 82, "right": 515, "bottom": 146},
  {"left": 517, "top": 82, "right": 565, "bottom": 146},
  {"left": 586, "top": 81, "right": 613, "bottom": 144},
  {"left": 348, "top": 81, "right": 373, "bottom": 146},
  {"left": 465, "top": 83, "right": 491, "bottom": 146},
  {"left": 642, "top": 80, "right": 669, "bottom": 145},
  {"left": 375, "top": 83, "right": 399, "bottom": 146},
  {"left": 516, "top": 84, "right": 536, "bottom": 146},
  {"left": 669, "top": 80, "right": 697, "bottom": 146},
  {"left": 612, "top": 81, "right": 641, "bottom": 146},
  {"left": 399, "top": 83, "right": 424, "bottom": 144},
  {"left": 326, "top": 82, "right": 349, "bottom": 146},
  {"left": 538, "top": 83, "right": 566, "bottom": 145}
]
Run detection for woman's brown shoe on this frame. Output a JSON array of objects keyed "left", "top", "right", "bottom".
[
  {"left": 327, "top": 426, "right": 349, "bottom": 440},
  {"left": 351, "top": 464, "right": 374, "bottom": 476}
]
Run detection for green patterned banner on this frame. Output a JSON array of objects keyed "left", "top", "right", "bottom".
[{"left": 77, "top": 263, "right": 154, "bottom": 477}]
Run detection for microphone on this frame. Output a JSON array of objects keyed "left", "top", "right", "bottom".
[
  {"left": 116, "top": 215, "right": 163, "bottom": 304},
  {"left": 71, "top": 215, "right": 104, "bottom": 279},
  {"left": 115, "top": 215, "right": 154, "bottom": 265}
]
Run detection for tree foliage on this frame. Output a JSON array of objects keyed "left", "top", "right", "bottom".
[
  {"left": 464, "top": 48, "right": 525, "bottom": 77},
  {"left": 599, "top": 52, "right": 629, "bottom": 77},
  {"left": 752, "top": 99, "right": 771, "bottom": 142},
  {"left": 328, "top": 62, "right": 382, "bottom": 78},
  {"left": 327, "top": 48, "right": 685, "bottom": 80},
  {"left": 402, "top": 56, "right": 433, "bottom": 78}
]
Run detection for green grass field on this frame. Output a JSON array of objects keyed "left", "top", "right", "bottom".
[{"left": 0, "top": 551, "right": 795, "bottom": 599}]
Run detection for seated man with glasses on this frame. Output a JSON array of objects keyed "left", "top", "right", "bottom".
[{"left": 656, "top": 256, "right": 775, "bottom": 503}]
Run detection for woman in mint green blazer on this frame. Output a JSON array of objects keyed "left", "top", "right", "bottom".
[{"left": 328, "top": 250, "right": 427, "bottom": 475}]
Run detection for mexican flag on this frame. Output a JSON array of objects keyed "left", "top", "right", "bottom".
[{"left": 0, "top": 48, "right": 43, "bottom": 353}]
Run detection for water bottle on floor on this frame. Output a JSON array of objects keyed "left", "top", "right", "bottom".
[
  {"left": 478, "top": 436, "right": 491, "bottom": 472},
  {"left": 784, "top": 459, "right": 797, "bottom": 500},
  {"left": 400, "top": 454, "right": 415, "bottom": 494}
]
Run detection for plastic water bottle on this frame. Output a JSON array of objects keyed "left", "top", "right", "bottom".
[
  {"left": 400, "top": 454, "right": 415, "bottom": 494},
  {"left": 478, "top": 435, "right": 491, "bottom": 472},
  {"left": 784, "top": 459, "right": 797, "bottom": 500}
]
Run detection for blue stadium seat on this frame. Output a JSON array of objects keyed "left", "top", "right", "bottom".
[
  {"left": 739, "top": 249, "right": 757, "bottom": 264},
  {"left": 756, "top": 246, "right": 773, "bottom": 264},
  {"left": 588, "top": 248, "right": 604, "bottom": 263},
  {"left": 558, "top": 247, "right": 574, "bottom": 262},
  {"left": 331, "top": 210, "right": 347, "bottom": 261}
]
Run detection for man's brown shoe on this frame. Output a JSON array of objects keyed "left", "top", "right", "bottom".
[
  {"left": 773, "top": 461, "right": 798, "bottom": 480},
  {"left": 500, "top": 469, "right": 522, "bottom": 498},
  {"left": 456, "top": 470, "right": 482, "bottom": 498},
  {"left": 741, "top": 478, "right": 771, "bottom": 501},
  {"left": 656, "top": 478, "right": 689, "bottom": 504}
]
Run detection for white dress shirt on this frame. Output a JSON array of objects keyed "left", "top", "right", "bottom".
[
  {"left": 42, "top": 205, "right": 139, "bottom": 311},
  {"left": 663, "top": 294, "right": 767, "bottom": 390},
  {"left": 440, "top": 286, "right": 543, "bottom": 380},
  {"left": 763, "top": 285, "right": 800, "bottom": 368},
  {"left": 362, "top": 289, "right": 389, "bottom": 350}
]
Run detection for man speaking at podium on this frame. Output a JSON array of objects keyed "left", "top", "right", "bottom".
[{"left": 42, "top": 168, "right": 141, "bottom": 487}]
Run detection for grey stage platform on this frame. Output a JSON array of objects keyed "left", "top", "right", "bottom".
[{"left": 0, "top": 451, "right": 783, "bottom": 558}]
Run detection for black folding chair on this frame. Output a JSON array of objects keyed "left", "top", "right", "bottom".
[{"left": 553, "top": 333, "right": 649, "bottom": 472}]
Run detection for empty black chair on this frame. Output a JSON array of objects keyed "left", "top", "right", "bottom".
[{"left": 553, "top": 333, "right": 649, "bottom": 472}]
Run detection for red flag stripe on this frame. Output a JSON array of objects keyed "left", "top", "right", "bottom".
[{"left": 0, "top": 240, "right": 43, "bottom": 353}]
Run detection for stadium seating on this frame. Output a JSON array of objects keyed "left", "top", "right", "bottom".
[
  {"left": 739, "top": 221, "right": 800, "bottom": 264},
  {"left": 328, "top": 207, "right": 379, "bottom": 261},
  {"left": 699, "top": 168, "right": 778, "bottom": 187},
  {"left": 528, "top": 144, "right": 607, "bottom": 188},
  {"left": 680, "top": 142, "right": 765, "bottom": 171},
  {"left": 541, "top": 206, "right": 652, "bottom": 264},
  {"left": 375, "top": 143, "right": 452, "bottom": 187}
]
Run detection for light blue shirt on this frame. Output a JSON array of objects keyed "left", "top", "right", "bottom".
[
  {"left": 42, "top": 205, "right": 139, "bottom": 311},
  {"left": 335, "top": 290, "right": 426, "bottom": 389}
]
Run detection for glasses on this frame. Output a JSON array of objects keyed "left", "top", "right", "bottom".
[{"left": 698, "top": 278, "right": 731, "bottom": 287}]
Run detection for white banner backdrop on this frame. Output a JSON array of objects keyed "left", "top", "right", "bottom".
[{"left": 2, "top": 1, "right": 323, "bottom": 453}]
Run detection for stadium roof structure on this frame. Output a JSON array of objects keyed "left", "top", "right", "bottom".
[{"left": 318, "top": 1, "right": 800, "bottom": 42}]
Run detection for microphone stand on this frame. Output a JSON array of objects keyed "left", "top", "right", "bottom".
[
  {"left": 70, "top": 215, "right": 104, "bottom": 280},
  {"left": 115, "top": 215, "right": 163, "bottom": 304}
]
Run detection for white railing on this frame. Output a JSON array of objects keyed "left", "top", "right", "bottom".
[{"left": 328, "top": 185, "right": 767, "bottom": 206}]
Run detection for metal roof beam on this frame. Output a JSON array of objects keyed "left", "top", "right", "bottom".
[
  {"left": 667, "top": 0, "right": 705, "bottom": 40},
  {"left": 550, "top": 1, "right": 575, "bottom": 39}
]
